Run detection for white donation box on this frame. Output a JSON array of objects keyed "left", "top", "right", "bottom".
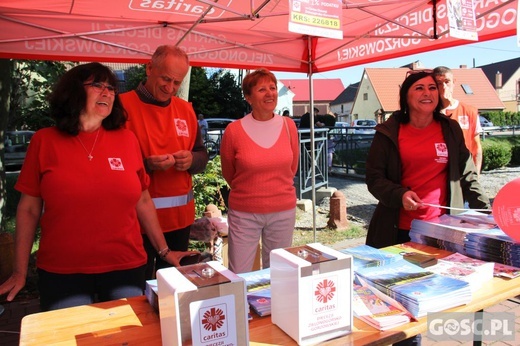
[
  {"left": 157, "top": 261, "right": 249, "bottom": 346},
  {"left": 271, "top": 243, "right": 353, "bottom": 345}
]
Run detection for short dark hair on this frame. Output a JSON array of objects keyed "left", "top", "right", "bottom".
[
  {"left": 48, "top": 62, "right": 127, "bottom": 135},
  {"left": 433, "top": 66, "right": 452, "bottom": 76},
  {"left": 396, "top": 71, "right": 442, "bottom": 123}
]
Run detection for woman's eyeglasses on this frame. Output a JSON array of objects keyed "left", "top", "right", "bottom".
[{"left": 84, "top": 82, "right": 117, "bottom": 95}]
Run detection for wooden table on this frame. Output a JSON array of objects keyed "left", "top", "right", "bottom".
[{"left": 20, "top": 243, "right": 520, "bottom": 345}]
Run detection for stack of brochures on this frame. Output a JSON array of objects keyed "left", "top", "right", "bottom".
[
  {"left": 355, "top": 259, "right": 472, "bottom": 317},
  {"left": 339, "top": 244, "right": 402, "bottom": 271},
  {"left": 237, "top": 268, "right": 271, "bottom": 317},
  {"left": 426, "top": 252, "right": 494, "bottom": 292},
  {"left": 465, "top": 228, "right": 520, "bottom": 267},
  {"left": 352, "top": 283, "right": 414, "bottom": 331},
  {"left": 408, "top": 214, "right": 494, "bottom": 253},
  {"left": 409, "top": 212, "right": 520, "bottom": 271}
]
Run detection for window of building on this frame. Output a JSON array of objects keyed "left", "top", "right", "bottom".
[
  {"left": 461, "top": 84, "right": 474, "bottom": 94},
  {"left": 363, "top": 93, "right": 368, "bottom": 100}
]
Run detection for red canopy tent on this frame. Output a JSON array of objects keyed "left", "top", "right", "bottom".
[
  {"left": 0, "top": 0, "right": 517, "bottom": 72},
  {"left": 1, "top": 0, "right": 516, "bottom": 233}
]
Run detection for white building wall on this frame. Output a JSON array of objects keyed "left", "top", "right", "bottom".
[
  {"left": 496, "top": 70, "right": 520, "bottom": 112},
  {"left": 350, "top": 72, "right": 381, "bottom": 121},
  {"left": 276, "top": 81, "right": 294, "bottom": 116}
]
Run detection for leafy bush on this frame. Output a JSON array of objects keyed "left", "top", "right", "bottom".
[
  {"left": 192, "top": 156, "right": 229, "bottom": 217},
  {"left": 481, "top": 111, "right": 520, "bottom": 128},
  {"left": 482, "top": 141, "right": 511, "bottom": 171},
  {"left": 511, "top": 145, "right": 520, "bottom": 166}
]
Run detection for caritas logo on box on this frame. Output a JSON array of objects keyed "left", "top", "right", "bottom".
[
  {"left": 313, "top": 277, "right": 338, "bottom": 313},
  {"left": 199, "top": 304, "right": 228, "bottom": 342},
  {"left": 190, "top": 295, "right": 237, "bottom": 346}
]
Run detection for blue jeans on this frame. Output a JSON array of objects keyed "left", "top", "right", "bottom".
[{"left": 38, "top": 265, "right": 146, "bottom": 311}]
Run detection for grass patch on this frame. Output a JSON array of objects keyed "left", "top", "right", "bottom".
[
  {"left": 482, "top": 135, "right": 520, "bottom": 147},
  {"left": 292, "top": 225, "right": 367, "bottom": 247}
]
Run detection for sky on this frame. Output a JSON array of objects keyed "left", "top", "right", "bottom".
[{"left": 274, "top": 36, "right": 520, "bottom": 87}]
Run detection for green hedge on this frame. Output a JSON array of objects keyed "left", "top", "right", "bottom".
[
  {"left": 511, "top": 145, "right": 520, "bottom": 166},
  {"left": 482, "top": 141, "right": 512, "bottom": 171},
  {"left": 481, "top": 111, "right": 520, "bottom": 127}
]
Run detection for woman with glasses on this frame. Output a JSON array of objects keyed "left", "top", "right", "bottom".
[
  {"left": 365, "top": 70, "right": 490, "bottom": 249},
  {"left": 0, "top": 62, "right": 195, "bottom": 311}
]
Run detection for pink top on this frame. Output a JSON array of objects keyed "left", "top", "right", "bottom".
[{"left": 220, "top": 114, "right": 299, "bottom": 214}]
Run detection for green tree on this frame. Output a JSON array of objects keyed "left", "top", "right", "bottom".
[
  {"left": 189, "top": 67, "right": 219, "bottom": 116},
  {"left": 9, "top": 60, "right": 73, "bottom": 131},
  {"left": 211, "top": 69, "right": 248, "bottom": 118},
  {"left": 0, "top": 59, "right": 13, "bottom": 233},
  {"left": 122, "top": 64, "right": 146, "bottom": 92}
]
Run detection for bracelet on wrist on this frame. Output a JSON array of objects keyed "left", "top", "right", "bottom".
[
  {"left": 158, "top": 247, "right": 169, "bottom": 257},
  {"left": 159, "top": 248, "right": 171, "bottom": 259}
]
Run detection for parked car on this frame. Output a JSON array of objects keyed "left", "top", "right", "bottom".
[
  {"left": 204, "top": 118, "right": 236, "bottom": 140},
  {"left": 350, "top": 119, "right": 377, "bottom": 135},
  {"left": 206, "top": 118, "right": 236, "bottom": 131},
  {"left": 479, "top": 115, "right": 496, "bottom": 135},
  {"left": 4, "top": 130, "right": 35, "bottom": 171},
  {"left": 204, "top": 118, "right": 236, "bottom": 158}
]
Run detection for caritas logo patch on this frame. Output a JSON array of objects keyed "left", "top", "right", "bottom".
[{"left": 108, "top": 158, "right": 124, "bottom": 171}]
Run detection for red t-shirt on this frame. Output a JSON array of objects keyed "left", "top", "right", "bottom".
[
  {"left": 398, "top": 121, "right": 448, "bottom": 230},
  {"left": 16, "top": 127, "right": 149, "bottom": 274}
]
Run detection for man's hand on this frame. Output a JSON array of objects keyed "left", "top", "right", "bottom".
[
  {"left": 145, "top": 154, "right": 175, "bottom": 171},
  {"left": 172, "top": 150, "right": 193, "bottom": 171}
]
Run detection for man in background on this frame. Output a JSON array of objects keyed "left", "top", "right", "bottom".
[
  {"left": 120, "top": 45, "right": 209, "bottom": 279},
  {"left": 198, "top": 113, "right": 208, "bottom": 138},
  {"left": 433, "top": 66, "right": 483, "bottom": 175}
]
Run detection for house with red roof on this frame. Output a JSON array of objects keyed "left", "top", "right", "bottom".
[
  {"left": 349, "top": 64, "right": 505, "bottom": 124},
  {"left": 279, "top": 79, "right": 345, "bottom": 117}
]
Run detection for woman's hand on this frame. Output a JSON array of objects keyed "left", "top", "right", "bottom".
[
  {"left": 0, "top": 272, "right": 26, "bottom": 302},
  {"left": 163, "top": 250, "right": 201, "bottom": 267},
  {"left": 402, "top": 190, "right": 423, "bottom": 211}
]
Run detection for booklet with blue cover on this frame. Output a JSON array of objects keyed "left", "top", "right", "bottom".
[
  {"left": 237, "top": 268, "right": 271, "bottom": 317},
  {"left": 355, "top": 259, "right": 472, "bottom": 317},
  {"left": 339, "top": 244, "right": 402, "bottom": 270}
]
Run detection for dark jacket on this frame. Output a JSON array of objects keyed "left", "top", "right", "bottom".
[{"left": 365, "top": 112, "right": 490, "bottom": 248}]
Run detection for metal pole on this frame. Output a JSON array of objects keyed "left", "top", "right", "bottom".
[{"left": 307, "top": 36, "right": 317, "bottom": 241}]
